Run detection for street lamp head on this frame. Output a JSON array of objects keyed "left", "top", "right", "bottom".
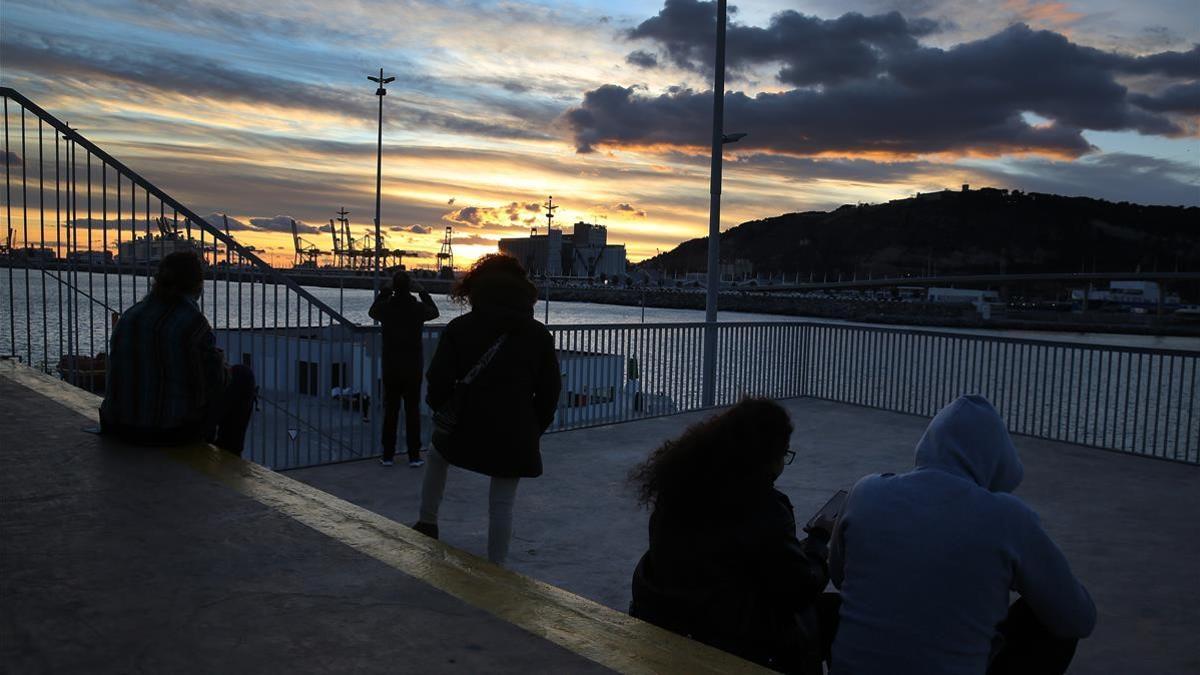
[{"left": 721, "top": 132, "right": 747, "bottom": 144}]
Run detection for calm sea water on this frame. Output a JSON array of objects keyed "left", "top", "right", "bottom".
[
  {"left": 2, "top": 270, "right": 1197, "bottom": 366},
  {"left": 3, "top": 270, "right": 1196, "bottom": 465}
]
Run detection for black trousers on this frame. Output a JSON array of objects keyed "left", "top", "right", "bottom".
[
  {"left": 381, "top": 372, "right": 422, "bottom": 461},
  {"left": 988, "top": 597, "right": 1079, "bottom": 675},
  {"left": 206, "top": 364, "right": 256, "bottom": 457}
]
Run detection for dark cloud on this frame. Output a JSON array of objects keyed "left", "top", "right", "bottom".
[
  {"left": 615, "top": 203, "right": 647, "bottom": 217},
  {"left": 1130, "top": 82, "right": 1200, "bottom": 114},
  {"left": 629, "top": 1, "right": 939, "bottom": 85},
  {"left": 2, "top": 151, "right": 22, "bottom": 165},
  {"left": 574, "top": 12, "right": 1196, "bottom": 158},
  {"left": 408, "top": 225, "right": 432, "bottom": 234},
  {"left": 626, "top": 50, "right": 660, "bottom": 69}
]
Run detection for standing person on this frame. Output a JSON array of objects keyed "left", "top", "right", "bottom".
[
  {"left": 412, "top": 254, "right": 560, "bottom": 564},
  {"left": 628, "top": 398, "right": 837, "bottom": 675},
  {"left": 369, "top": 270, "right": 440, "bottom": 467},
  {"left": 101, "top": 251, "right": 256, "bottom": 455},
  {"left": 830, "top": 395, "right": 1096, "bottom": 675}
]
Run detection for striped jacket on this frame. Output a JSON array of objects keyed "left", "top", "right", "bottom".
[{"left": 100, "top": 292, "right": 229, "bottom": 443}]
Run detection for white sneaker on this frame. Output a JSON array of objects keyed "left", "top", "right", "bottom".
[
  {"left": 379, "top": 458, "right": 395, "bottom": 467},
  {"left": 408, "top": 458, "right": 426, "bottom": 468}
]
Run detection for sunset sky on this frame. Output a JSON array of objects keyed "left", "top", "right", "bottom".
[{"left": 3, "top": 0, "right": 1197, "bottom": 267}]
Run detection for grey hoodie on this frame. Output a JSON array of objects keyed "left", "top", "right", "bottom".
[{"left": 829, "top": 395, "right": 1096, "bottom": 675}]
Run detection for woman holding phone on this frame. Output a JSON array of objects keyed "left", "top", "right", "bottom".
[{"left": 628, "top": 398, "right": 838, "bottom": 675}]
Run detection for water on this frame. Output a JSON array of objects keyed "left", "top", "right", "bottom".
[{"left": 2, "top": 269, "right": 1196, "bottom": 467}]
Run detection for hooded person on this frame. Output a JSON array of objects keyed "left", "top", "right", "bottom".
[
  {"left": 829, "top": 395, "right": 1096, "bottom": 675},
  {"left": 412, "top": 254, "right": 561, "bottom": 564}
]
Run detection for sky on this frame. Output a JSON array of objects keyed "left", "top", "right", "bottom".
[{"left": 2, "top": 0, "right": 1198, "bottom": 267}]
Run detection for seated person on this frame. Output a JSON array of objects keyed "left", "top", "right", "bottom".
[
  {"left": 830, "top": 395, "right": 1096, "bottom": 675},
  {"left": 100, "top": 252, "right": 255, "bottom": 456},
  {"left": 629, "top": 398, "right": 836, "bottom": 674}
]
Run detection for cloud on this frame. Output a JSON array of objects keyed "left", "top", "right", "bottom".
[
  {"left": 1, "top": 34, "right": 553, "bottom": 142},
  {"left": 1129, "top": 82, "right": 1200, "bottom": 114},
  {"left": 614, "top": 203, "right": 648, "bottom": 217},
  {"left": 408, "top": 224, "right": 432, "bottom": 234},
  {"left": 443, "top": 201, "right": 542, "bottom": 228},
  {"left": 247, "top": 215, "right": 322, "bottom": 235},
  {"left": 628, "top": 2, "right": 939, "bottom": 85},
  {"left": 626, "top": 50, "right": 659, "bottom": 69},
  {"left": 976, "top": 153, "right": 1200, "bottom": 207},
  {"left": 573, "top": 11, "right": 1197, "bottom": 159},
  {"left": 2, "top": 151, "right": 21, "bottom": 165}
]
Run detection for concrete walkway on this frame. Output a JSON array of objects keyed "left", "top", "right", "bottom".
[
  {"left": 290, "top": 398, "right": 1200, "bottom": 675},
  {"left": 1, "top": 367, "right": 769, "bottom": 674}
]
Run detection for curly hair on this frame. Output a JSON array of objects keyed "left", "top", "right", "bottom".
[
  {"left": 630, "top": 397, "right": 794, "bottom": 510},
  {"left": 450, "top": 253, "right": 537, "bottom": 308}
]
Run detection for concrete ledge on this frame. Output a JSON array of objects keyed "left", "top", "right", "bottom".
[{"left": 0, "top": 361, "right": 769, "bottom": 674}]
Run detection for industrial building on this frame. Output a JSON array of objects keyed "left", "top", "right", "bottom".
[{"left": 499, "top": 220, "right": 627, "bottom": 279}]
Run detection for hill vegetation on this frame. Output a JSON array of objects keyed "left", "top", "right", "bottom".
[{"left": 641, "top": 188, "right": 1200, "bottom": 278}]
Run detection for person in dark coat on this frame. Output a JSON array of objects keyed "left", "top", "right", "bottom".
[
  {"left": 413, "top": 254, "right": 561, "bottom": 563},
  {"left": 369, "top": 270, "right": 440, "bottom": 467},
  {"left": 628, "top": 398, "right": 836, "bottom": 675},
  {"left": 101, "top": 251, "right": 256, "bottom": 455}
]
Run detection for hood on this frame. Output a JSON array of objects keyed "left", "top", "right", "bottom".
[{"left": 913, "top": 395, "right": 1023, "bottom": 493}]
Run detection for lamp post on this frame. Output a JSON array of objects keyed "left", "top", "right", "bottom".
[
  {"left": 701, "top": 0, "right": 746, "bottom": 407},
  {"left": 368, "top": 68, "right": 395, "bottom": 298}
]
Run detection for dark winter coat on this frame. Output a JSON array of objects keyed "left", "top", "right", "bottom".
[
  {"left": 425, "top": 287, "right": 560, "bottom": 478},
  {"left": 630, "top": 488, "right": 830, "bottom": 668},
  {"left": 369, "top": 288, "right": 439, "bottom": 379}
]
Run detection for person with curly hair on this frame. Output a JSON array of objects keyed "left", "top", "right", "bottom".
[
  {"left": 412, "top": 254, "right": 561, "bottom": 564},
  {"left": 628, "top": 398, "right": 837, "bottom": 674}
]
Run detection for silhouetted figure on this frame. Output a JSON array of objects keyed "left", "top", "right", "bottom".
[
  {"left": 414, "top": 255, "right": 560, "bottom": 564},
  {"left": 100, "top": 252, "right": 255, "bottom": 455},
  {"left": 830, "top": 395, "right": 1096, "bottom": 675},
  {"left": 369, "top": 270, "right": 439, "bottom": 467},
  {"left": 629, "top": 398, "right": 836, "bottom": 674}
]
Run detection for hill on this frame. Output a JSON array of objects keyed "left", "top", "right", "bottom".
[{"left": 640, "top": 188, "right": 1200, "bottom": 278}]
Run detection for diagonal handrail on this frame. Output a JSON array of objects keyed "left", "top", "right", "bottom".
[{"left": 0, "top": 86, "right": 361, "bottom": 330}]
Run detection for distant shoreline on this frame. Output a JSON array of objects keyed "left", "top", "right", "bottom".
[{"left": 4, "top": 261, "right": 1196, "bottom": 337}]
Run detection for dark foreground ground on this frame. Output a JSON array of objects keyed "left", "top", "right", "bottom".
[{"left": 292, "top": 397, "right": 1200, "bottom": 674}]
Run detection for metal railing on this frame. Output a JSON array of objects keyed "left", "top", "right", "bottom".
[
  {"left": 1, "top": 86, "right": 384, "bottom": 469},
  {"left": 3, "top": 88, "right": 1196, "bottom": 469}
]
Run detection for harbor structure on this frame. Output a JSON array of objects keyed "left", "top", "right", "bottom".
[{"left": 498, "top": 220, "right": 627, "bottom": 279}]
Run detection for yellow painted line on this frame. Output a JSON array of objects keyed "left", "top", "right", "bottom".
[{"left": 0, "top": 362, "right": 770, "bottom": 675}]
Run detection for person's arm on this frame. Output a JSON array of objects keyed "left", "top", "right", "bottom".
[
  {"left": 758, "top": 497, "right": 830, "bottom": 605},
  {"left": 1010, "top": 503, "right": 1098, "bottom": 639},
  {"left": 412, "top": 282, "right": 439, "bottom": 321},
  {"left": 532, "top": 329, "right": 561, "bottom": 433},
  {"left": 425, "top": 327, "right": 457, "bottom": 411},
  {"left": 829, "top": 477, "right": 870, "bottom": 589},
  {"left": 368, "top": 287, "right": 393, "bottom": 322},
  {"left": 195, "top": 318, "right": 230, "bottom": 403}
]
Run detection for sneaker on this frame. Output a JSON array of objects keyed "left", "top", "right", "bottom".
[
  {"left": 408, "top": 458, "right": 426, "bottom": 468},
  {"left": 412, "top": 521, "right": 439, "bottom": 539},
  {"left": 379, "top": 457, "right": 395, "bottom": 467}
]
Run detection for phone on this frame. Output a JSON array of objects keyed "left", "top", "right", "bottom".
[{"left": 805, "top": 489, "right": 848, "bottom": 531}]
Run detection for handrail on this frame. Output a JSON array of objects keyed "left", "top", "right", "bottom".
[{"left": 0, "top": 86, "right": 361, "bottom": 330}]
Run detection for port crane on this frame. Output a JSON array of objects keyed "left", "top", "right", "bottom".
[{"left": 290, "top": 218, "right": 324, "bottom": 268}]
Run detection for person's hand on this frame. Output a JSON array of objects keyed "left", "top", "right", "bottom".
[{"left": 804, "top": 514, "right": 836, "bottom": 541}]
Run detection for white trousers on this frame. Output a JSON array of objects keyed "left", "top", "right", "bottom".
[{"left": 418, "top": 448, "right": 520, "bottom": 564}]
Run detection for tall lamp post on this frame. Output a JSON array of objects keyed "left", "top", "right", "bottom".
[
  {"left": 368, "top": 68, "right": 395, "bottom": 298},
  {"left": 701, "top": 0, "right": 745, "bottom": 407}
]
